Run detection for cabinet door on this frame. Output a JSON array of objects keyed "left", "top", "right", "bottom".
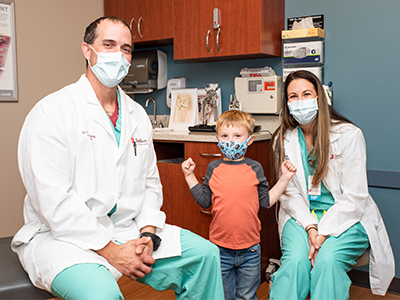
[
  {"left": 105, "top": 0, "right": 173, "bottom": 46},
  {"left": 174, "top": 0, "right": 283, "bottom": 60},
  {"left": 104, "top": 0, "right": 133, "bottom": 21},
  {"left": 173, "top": 0, "right": 215, "bottom": 60},
  {"left": 135, "top": 0, "right": 173, "bottom": 43},
  {"left": 214, "top": 0, "right": 283, "bottom": 57},
  {"left": 157, "top": 162, "right": 186, "bottom": 228},
  {"left": 104, "top": 0, "right": 141, "bottom": 40},
  {"left": 214, "top": 0, "right": 262, "bottom": 57}
]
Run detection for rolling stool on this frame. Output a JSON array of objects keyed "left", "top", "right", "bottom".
[
  {"left": 0, "top": 236, "right": 54, "bottom": 299},
  {"left": 265, "top": 249, "right": 370, "bottom": 294}
]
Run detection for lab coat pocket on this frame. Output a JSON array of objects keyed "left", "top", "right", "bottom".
[{"left": 128, "top": 142, "right": 151, "bottom": 179}]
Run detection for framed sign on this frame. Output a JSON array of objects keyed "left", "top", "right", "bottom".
[
  {"left": 0, "top": 0, "right": 17, "bottom": 101},
  {"left": 168, "top": 88, "right": 198, "bottom": 131}
]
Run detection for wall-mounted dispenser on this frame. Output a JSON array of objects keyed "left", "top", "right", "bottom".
[{"left": 120, "top": 50, "right": 167, "bottom": 94}]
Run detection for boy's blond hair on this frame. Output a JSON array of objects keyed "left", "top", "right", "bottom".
[{"left": 216, "top": 110, "right": 255, "bottom": 136}]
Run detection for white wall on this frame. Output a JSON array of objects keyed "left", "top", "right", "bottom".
[{"left": 0, "top": 0, "right": 103, "bottom": 237}]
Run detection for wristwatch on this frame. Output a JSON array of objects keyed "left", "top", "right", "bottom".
[{"left": 140, "top": 232, "right": 162, "bottom": 251}]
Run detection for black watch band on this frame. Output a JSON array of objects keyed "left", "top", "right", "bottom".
[{"left": 140, "top": 232, "right": 161, "bottom": 251}]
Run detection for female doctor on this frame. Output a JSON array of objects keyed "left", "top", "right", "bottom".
[
  {"left": 269, "top": 70, "right": 394, "bottom": 300},
  {"left": 11, "top": 16, "right": 224, "bottom": 300}
]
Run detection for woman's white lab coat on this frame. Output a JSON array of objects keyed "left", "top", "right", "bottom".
[
  {"left": 11, "top": 75, "right": 181, "bottom": 291},
  {"left": 277, "top": 122, "right": 395, "bottom": 295}
]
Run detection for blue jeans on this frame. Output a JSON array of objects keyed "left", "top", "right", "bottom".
[{"left": 218, "top": 244, "right": 261, "bottom": 300}]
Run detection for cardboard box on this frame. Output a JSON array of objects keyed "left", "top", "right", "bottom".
[
  {"left": 283, "top": 41, "right": 324, "bottom": 64},
  {"left": 282, "top": 28, "right": 325, "bottom": 39}
]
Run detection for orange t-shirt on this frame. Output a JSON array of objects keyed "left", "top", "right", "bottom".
[{"left": 190, "top": 158, "right": 270, "bottom": 250}]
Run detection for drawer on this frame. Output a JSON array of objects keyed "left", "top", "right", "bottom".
[{"left": 185, "top": 142, "right": 222, "bottom": 166}]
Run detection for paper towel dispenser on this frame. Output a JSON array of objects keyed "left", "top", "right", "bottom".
[{"left": 120, "top": 50, "right": 167, "bottom": 94}]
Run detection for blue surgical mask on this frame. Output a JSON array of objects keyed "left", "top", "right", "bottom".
[
  {"left": 287, "top": 97, "right": 319, "bottom": 125},
  {"left": 217, "top": 136, "right": 251, "bottom": 160},
  {"left": 88, "top": 45, "right": 131, "bottom": 88}
]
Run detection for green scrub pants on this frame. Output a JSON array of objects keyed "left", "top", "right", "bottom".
[
  {"left": 51, "top": 229, "right": 224, "bottom": 300},
  {"left": 269, "top": 218, "right": 369, "bottom": 300}
]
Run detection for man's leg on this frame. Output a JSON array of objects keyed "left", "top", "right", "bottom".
[
  {"left": 51, "top": 263, "right": 123, "bottom": 300},
  {"left": 138, "top": 229, "right": 225, "bottom": 300}
]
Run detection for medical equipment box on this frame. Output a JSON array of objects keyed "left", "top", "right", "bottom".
[
  {"left": 283, "top": 41, "right": 324, "bottom": 64},
  {"left": 234, "top": 75, "right": 282, "bottom": 114}
]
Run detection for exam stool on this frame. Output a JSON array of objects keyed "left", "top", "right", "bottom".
[
  {"left": 0, "top": 236, "right": 54, "bottom": 299},
  {"left": 265, "top": 249, "right": 370, "bottom": 293}
]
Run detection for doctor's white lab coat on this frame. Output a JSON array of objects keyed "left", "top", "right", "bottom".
[
  {"left": 11, "top": 75, "right": 181, "bottom": 291},
  {"left": 276, "top": 123, "right": 395, "bottom": 295}
]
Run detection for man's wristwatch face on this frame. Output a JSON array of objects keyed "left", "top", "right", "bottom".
[{"left": 140, "top": 232, "right": 161, "bottom": 251}]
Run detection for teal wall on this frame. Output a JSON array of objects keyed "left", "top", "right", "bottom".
[{"left": 135, "top": 0, "right": 400, "bottom": 277}]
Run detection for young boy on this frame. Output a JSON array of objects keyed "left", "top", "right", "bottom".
[{"left": 181, "top": 110, "right": 296, "bottom": 300}]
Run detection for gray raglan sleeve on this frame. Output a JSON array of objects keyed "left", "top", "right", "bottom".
[
  {"left": 249, "top": 159, "right": 270, "bottom": 209},
  {"left": 190, "top": 183, "right": 212, "bottom": 208},
  {"left": 189, "top": 163, "right": 215, "bottom": 209}
]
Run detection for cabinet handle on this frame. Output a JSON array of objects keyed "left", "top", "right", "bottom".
[
  {"left": 138, "top": 16, "right": 143, "bottom": 39},
  {"left": 199, "top": 152, "right": 221, "bottom": 157},
  {"left": 129, "top": 18, "right": 135, "bottom": 36},
  {"left": 206, "top": 29, "right": 211, "bottom": 53},
  {"left": 216, "top": 28, "right": 221, "bottom": 53},
  {"left": 200, "top": 209, "right": 212, "bottom": 215}
]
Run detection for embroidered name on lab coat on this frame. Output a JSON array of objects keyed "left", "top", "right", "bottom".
[
  {"left": 134, "top": 138, "right": 148, "bottom": 146},
  {"left": 82, "top": 131, "right": 96, "bottom": 140},
  {"left": 330, "top": 153, "right": 342, "bottom": 160}
]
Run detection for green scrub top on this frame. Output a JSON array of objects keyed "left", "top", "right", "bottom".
[{"left": 298, "top": 127, "right": 334, "bottom": 221}]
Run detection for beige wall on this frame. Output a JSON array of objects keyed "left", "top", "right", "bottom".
[{"left": 0, "top": 0, "right": 103, "bottom": 237}]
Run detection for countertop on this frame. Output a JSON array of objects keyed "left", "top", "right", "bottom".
[{"left": 152, "top": 115, "right": 280, "bottom": 143}]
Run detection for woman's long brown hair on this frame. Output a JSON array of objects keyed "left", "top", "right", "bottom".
[{"left": 270, "top": 70, "right": 352, "bottom": 189}]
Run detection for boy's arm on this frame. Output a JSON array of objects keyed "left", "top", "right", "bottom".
[
  {"left": 258, "top": 179, "right": 270, "bottom": 209},
  {"left": 182, "top": 158, "right": 199, "bottom": 188},
  {"left": 268, "top": 161, "right": 297, "bottom": 207},
  {"left": 190, "top": 183, "right": 212, "bottom": 209},
  {"left": 182, "top": 157, "right": 212, "bottom": 208}
]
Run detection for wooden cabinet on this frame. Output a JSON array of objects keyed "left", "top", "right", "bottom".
[
  {"left": 173, "top": 0, "right": 284, "bottom": 60},
  {"left": 104, "top": 0, "right": 173, "bottom": 47},
  {"left": 154, "top": 139, "right": 281, "bottom": 282}
]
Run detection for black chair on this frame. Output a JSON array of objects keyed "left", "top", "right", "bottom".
[{"left": 0, "top": 236, "right": 54, "bottom": 299}]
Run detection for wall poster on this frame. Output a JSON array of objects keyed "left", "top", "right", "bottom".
[
  {"left": 168, "top": 88, "right": 198, "bottom": 131},
  {"left": 0, "top": 1, "right": 17, "bottom": 101}
]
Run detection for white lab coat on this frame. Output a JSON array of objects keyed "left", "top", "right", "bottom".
[
  {"left": 276, "top": 122, "right": 395, "bottom": 295},
  {"left": 11, "top": 75, "right": 181, "bottom": 291}
]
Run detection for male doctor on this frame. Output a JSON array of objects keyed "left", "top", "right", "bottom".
[{"left": 12, "top": 16, "right": 224, "bottom": 300}]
